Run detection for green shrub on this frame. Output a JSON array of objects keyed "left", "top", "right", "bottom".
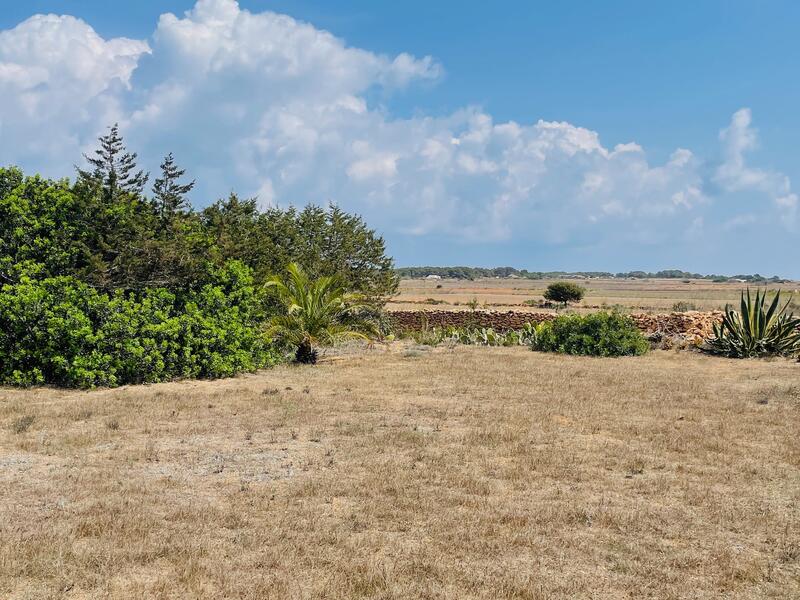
[
  {"left": 704, "top": 289, "right": 800, "bottom": 358},
  {"left": 0, "top": 261, "right": 281, "bottom": 388},
  {"left": 543, "top": 282, "right": 586, "bottom": 305},
  {"left": 531, "top": 311, "right": 649, "bottom": 357}
]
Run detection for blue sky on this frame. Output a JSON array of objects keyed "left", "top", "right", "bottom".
[{"left": 1, "top": 1, "right": 798, "bottom": 276}]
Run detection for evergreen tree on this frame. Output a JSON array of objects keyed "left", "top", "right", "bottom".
[
  {"left": 76, "top": 123, "right": 148, "bottom": 202},
  {"left": 152, "top": 153, "right": 195, "bottom": 225}
]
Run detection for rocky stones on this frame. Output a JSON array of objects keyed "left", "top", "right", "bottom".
[{"left": 388, "top": 309, "right": 724, "bottom": 344}]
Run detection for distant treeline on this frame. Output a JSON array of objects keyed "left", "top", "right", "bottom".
[{"left": 396, "top": 266, "right": 789, "bottom": 283}]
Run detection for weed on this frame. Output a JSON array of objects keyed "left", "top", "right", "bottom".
[{"left": 11, "top": 415, "right": 35, "bottom": 434}]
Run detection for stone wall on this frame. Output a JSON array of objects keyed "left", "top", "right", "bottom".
[
  {"left": 388, "top": 310, "right": 724, "bottom": 342},
  {"left": 388, "top": 310, "right": 550, "bottom": 331}
]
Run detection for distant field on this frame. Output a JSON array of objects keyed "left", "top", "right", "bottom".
[
  {"left": 390, "top": 277, "right": 800, "bottom": 313},
  {"left": 2, "top": 346, "right": 798, "bottom": 598}
]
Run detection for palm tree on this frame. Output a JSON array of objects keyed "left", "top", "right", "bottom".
[{"left": 265, "top": 263, "right": 376, "bottom": 363}]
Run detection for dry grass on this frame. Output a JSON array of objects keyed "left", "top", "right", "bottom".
[
  {"left": 1, "top": 346, "right": 799, "bottom": 599},
  {"left": 391, "top": 277, "right": 800, "bottom": 313}
]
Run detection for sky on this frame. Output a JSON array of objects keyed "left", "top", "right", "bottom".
[{"left": 1, "top": 0, "right": 798, "bottom": 277}]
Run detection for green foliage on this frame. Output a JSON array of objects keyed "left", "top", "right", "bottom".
[
  {"left": 266, "top": 263, "right": 376, "bottom": 363},
  {"left": 704, "top": 289, "right": 800, "bottom": 358},
  {"left": 406, "top": 323, "right": 537, "bottom": 347},
  {"left": 0, "top": 168, "right": 84, "bottom": 283},
  {"left": 531, "top": 312, "right": 649, "bottom": 357},
  {"left": 152, "top": 152, "right": 195, "bottom": 226},
  {"left": 1, "top": 125, "right": 399, "bottom": 386},
  {"left": 543, "top": 282, "right": 586, "bottom": 305},
  {"left": 202, "top": 199, "right": 397, "bottom": 301},
  {"left": 2, "top": 128, "right": 397, "bottom": 299},
  {"left": 0, "top": 262, "right": 280, "bottom": 388}
]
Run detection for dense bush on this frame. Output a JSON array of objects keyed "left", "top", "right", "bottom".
[
  {"left": 0, "top": 262, "right": 281, "bottom": 388},
  {"left": 531, "top": 312, "right": 649, "bottom": 357},
  {"left": 0, "top": 125, "right": 399, "bottom": 387},
  {"left": 543, "top": 281, "right": 586, "bottom": 305}
]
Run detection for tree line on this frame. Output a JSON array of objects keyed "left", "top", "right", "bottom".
[
  {"left": 0, "top": 124, "right": 397, "bottom": 387},
  {"left": 1, "top": 124, "right": 397, "bottom": 298},
  {"left": 396, "top": 266, "right": 787, "bottom": 282}
]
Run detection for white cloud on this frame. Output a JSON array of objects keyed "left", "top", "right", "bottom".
[
  {"left": 0, "top": 14, "right": 149, "bottom": 168},
  {"left": 715, "top": 108, "right": 793, "bottom": 197},
  {"left": 0, "top": 0, "right": 796, "bottom": 265},
  {"left": 776, "top": 193, "right": 798, "bottom": 229}
]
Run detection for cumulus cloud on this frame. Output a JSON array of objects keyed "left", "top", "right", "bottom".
[
  {"left": 0, "top": 13, "right": 149, "bottom": 169},
  {"left": 715, "top": 108, "right": 794, "bottom": 198},
  {"left": 0, "top": 0, "right": 796, "bottom": 268}
]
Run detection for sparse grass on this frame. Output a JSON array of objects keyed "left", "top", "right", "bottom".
[
  {"left": 391, "top": 277, "right": 800, "bottom": 313},
  {"left": 10, "top": 414, "right": 34, "bottom": 434},
  {"left": 1, "top": 345, "right": 798, "bottom": 598}
]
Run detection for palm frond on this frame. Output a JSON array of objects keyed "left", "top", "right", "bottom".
[{"left": 265, "top": 262, "right": 377, "bottom": 361}]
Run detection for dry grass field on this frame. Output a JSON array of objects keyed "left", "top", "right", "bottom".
[
  {"left": 1, "top": 345, "right": 799, "bottom": 599},
  {"left": 390, "top": 277, "right": 800, "bottom": 313}
]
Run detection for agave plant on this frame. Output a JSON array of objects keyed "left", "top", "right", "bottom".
[
  {"left": 265, "top": 263, "right": 376, "bottom": 364},
  {"left": 704, "top": 289, "right": 800, "bottom": 358}
]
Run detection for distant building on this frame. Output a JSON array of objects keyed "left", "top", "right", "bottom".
[{"left": 424, "top": 274, "right": 442, "bottom": 280}]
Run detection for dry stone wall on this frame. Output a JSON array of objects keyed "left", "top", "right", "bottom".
[{"left": 388, "top": 310, "right": 724, "bottom": 343}]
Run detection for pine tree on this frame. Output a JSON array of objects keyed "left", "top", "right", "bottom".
[
  {"left": 77, "top": 124, "right": 148, "bottom": 202},
  {"left": 152, "top": 153, "right": 195, "bottom": 224}
]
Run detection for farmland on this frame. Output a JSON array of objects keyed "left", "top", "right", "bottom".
[
  {"left": 389, "top": 277, "right": 800, "bottom": 313},
  {"left": 2, "top": 345, "right": 799, "bottom": 599}
]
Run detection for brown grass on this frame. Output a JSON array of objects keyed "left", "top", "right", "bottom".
[
  {"left": 1, "top": 346, "right": 799, "bottom": 598},
  {"left": 390, "top": 277, "right": 800, "bottom": 313}
]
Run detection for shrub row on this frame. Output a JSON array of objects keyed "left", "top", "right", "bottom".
[
  {"left": 401, "top": 311, "right": 649, "bottom": 357},
  {"left": 0, "top": 261, "right": 281, "bottom": 388}
]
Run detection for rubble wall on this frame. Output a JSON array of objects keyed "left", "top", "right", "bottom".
[{"left": 388, "top": 310, "right": 724, "bottom": 342}]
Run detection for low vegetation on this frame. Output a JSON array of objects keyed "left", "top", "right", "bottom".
[
  {"left": 672, "top": 300, "right": 698, "bottom": 312},
  {"left": 705, "top": 289, "right": 800, "bottom": 358},
  {"left": 2, "top": 348, "right": 798, "bottom": 598},
  {"left": 531, "top": 311, "right": 650, "bottom": 357},
  {"left": 266, "top": 263, "right": 376, "bottom": 364},
  {"left": 407, "top": 323, "right": 537, "bottom": 347}
]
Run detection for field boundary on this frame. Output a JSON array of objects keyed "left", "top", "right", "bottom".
[{"left": 388, "top": 309, "right": 724, "bottom": 341}]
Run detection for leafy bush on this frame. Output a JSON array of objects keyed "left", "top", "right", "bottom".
[
  {"left": 704, "top": 289, "right": 800, "bottom": 358},
  {"left": 0, "top": 261, "right": 281, "bottom": 388},
  {"left": 543, "top": 282, "right": 586, "bottom": 305},
  {"left": 531, "top": 312, "right": 649, "bottom": 357}
]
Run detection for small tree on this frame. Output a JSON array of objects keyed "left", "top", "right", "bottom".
[
  {"left": 543, "top": 282, "right": 586, "bottom": 306},
  {"left": 152, "top": 153, "right": 194, "bottom": 227},
  {"left": 76, "top": 123, "right": 148, "bottom": 202},
  {"left": 265, "top": 263, "right": 376, "bottom": 364}
]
